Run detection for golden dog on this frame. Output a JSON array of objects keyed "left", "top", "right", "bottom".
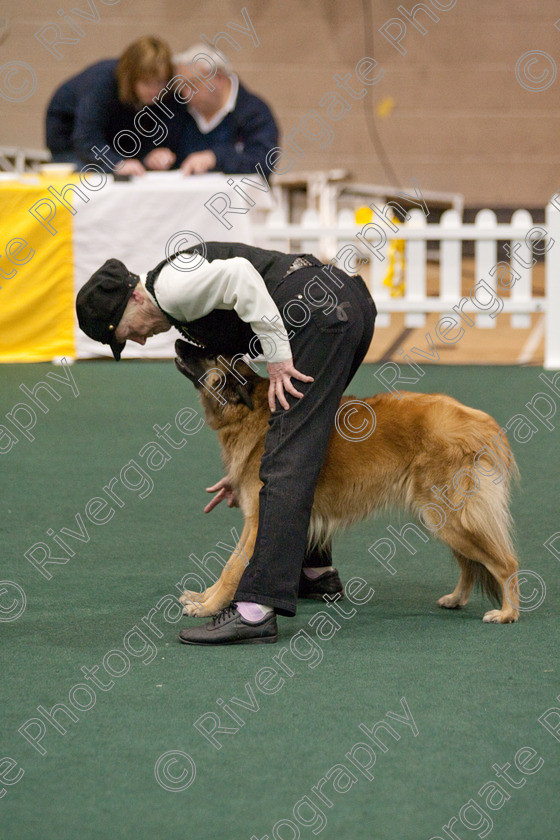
[{"left": 174, "top": 339, "right": 520, "bottom": 624}]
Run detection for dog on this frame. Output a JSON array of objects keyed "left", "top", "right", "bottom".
[{"left": 174, "top": 339, "right": 520, "bottom": 624}]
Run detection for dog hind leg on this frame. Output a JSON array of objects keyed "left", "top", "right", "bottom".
[
  {"left": 439, "top": 526, "right": 519, "bottom": 623},
  {"left": 437, "top": 551, "right": 477, "bottom": 609}
]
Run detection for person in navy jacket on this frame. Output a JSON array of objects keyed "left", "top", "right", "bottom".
[
  {"left": 168, "top": 45, "right": 279, "bottom": 177},
  {"left": 45, "top": 36, "right": 176, "bottom": 175}
]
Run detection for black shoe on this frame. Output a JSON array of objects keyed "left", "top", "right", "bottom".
[
  {"left": 178, "top": 602, "right": 278, "bottom": 646},
  {"left": 298, "top": 568, "right": 344, "bottom": 601}
]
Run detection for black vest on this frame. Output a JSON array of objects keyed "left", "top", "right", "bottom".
[{"left": 145, "top": 242, "right": 317, "bottom": 355}]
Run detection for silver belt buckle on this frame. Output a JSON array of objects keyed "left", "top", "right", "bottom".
[{"left": 284, "top": 257, "right": 314, "bottom": 278}]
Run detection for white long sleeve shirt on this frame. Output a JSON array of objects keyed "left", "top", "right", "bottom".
[{"left": 143, "top": 254, "right": 293, "bottom": 363}]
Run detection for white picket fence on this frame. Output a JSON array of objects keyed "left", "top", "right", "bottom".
[{"left": 253, "top": 202, "right": 560, "bottom": 369}]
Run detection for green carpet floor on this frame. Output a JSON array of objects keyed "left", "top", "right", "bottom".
[{"left": 1, "top": 361, "right": 559, "bottom": 840}]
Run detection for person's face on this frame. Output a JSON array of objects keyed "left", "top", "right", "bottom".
[
  {"left": 115, "top": 293, "right": 169, "bottom": 345},
  {"left": 134, "top": 76, "right": 168, "bottom": 105},
  {"left": 177, "top": 67, "right": 226, "bottom": 114}
]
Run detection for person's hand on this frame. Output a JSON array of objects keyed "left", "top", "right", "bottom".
[
  {"left": 116, "top": 159, "right": 146, "bottom": 176},
  {"left": 143, "top": 148, "right": 176, "bottom": 170},
  {"left": 180, "top": 150, "right": 217, "bottom": 176},
  {"left": 266, "top": 358, "right": 314, "bottom": 411},
  {"left": 204, "top": 476, "right": 239, "bottom": 513}
]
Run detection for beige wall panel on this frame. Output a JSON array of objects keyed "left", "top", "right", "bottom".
[{"left": 0, "top": 0, "right": 558, "bottom": 206}]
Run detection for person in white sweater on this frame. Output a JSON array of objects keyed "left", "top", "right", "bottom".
[{"left": 76, "top": 242, "right": 377, "bottom": 645}]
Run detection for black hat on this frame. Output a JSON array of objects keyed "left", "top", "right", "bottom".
[{"left": 76, "top": 259, "right": 140, "bottom": 360}]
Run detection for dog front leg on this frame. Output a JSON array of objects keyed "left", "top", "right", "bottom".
[{"left": 180, "top": 520, "right": 258, "bottom": 616}]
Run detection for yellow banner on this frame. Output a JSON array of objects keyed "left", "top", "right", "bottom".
[{"left": 0, "top": 177, "right": 75, "bottom": 363}]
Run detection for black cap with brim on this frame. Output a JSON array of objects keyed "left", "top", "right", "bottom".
[{"left": 76, "top": 259, "right": 139, "bottom": 360}]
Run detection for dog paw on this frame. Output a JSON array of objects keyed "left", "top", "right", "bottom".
[
  {"left": 180, "top": 589, "right": 209, "bottom": 616},
  {"left": 180, "top": 589, "right": 230, "bottom": 617},
  {"left": 437, "top": 594, "right": 462, "bottom": 609},
  {"left": 482, "top": 609, "right": 519, "bottom": 624},
  {"left": 182, "top": 601, "right": 215, "bottom": 617},
  {"left": 180, "top": 589, "right": 205, "bottom": 606}
]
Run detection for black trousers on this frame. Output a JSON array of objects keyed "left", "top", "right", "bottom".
[{"left": 234, "top": 265, "right": 377, "bottom": 615}]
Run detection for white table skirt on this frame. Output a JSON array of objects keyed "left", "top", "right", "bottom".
[{"left": 73, "top": 172, "right": 273, "bottom": 359}]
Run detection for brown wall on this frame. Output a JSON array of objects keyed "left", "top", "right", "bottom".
[{"left": 1, "top": 0, "right": 559, "bottom": 207}]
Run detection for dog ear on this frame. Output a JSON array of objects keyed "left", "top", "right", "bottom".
[{"left": 235, "top": 381, "right": 254, "bottom": 411}]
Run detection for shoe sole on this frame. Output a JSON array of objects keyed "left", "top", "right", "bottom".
[{"left": 178, "top": 634, "right": 278, "bottom": 646}]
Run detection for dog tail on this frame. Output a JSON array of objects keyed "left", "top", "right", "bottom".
[{"left": 461, "top": 430, "right": 519, "bottom": 555}]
